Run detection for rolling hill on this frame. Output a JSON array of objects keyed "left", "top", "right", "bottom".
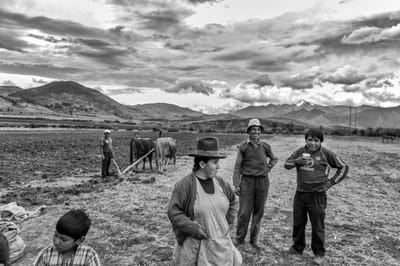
[
  {"left": 232, "top": 100, "right": 400, "bottom": 129},
  {"left": 8, "top": 81, "right": 144, "bottom": 120},
  {"left": 131, "top": 103, "right": 204, "bottom": 120},
  {"left": 0, "top": 85, "right": 23, "bottom": 96},
  {"left": 2, "top": 80, "right": 400, "bottom": 129}
]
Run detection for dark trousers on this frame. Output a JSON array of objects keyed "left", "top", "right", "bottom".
[
  {"left": 236, "top": 176, "right": 269, "bottom": 242},
  {"left": 101, "top": 152, "right": 112, "bottom": 178},
  {"left": 292, "top": 191, "right": 327, "bottom": 256}
]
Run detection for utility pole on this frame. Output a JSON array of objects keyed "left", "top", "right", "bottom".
[
  {"left": 349, "top": 106, "right": 352, "bottom": 130},
  {"left": 354, "top": 106, "right": 357, "bottom": 131}
]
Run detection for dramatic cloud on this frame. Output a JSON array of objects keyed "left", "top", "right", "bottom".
[
  {"left": 342, "top": 24, "right": 400, "bottom": 44},
  {"left": 186, "top": 0, "right": 222, "bottom": 4},
  {"left": 220, "top": 83, "right": 302, "bottom": 104},
  {"left": 106, "top": 87, "right": 143, "bottom": 95},
  {"left": 77, "top": 38, "right": 111, "bottom": 48},
  {"left": 0, "top": 8, "right": 108, "bottom": 39},
  {"left": 2, "top": 1, "right": 400, "bottom": 112},
  {"left": 28, "top": 33, "right": 65, "bottom": 43},
  {"left": 1, "top": 80, "right": 16, "bottom": 85},
  {"left": 32, "top": 78, "right": 48, "bottom": 84},
  {"left": 0, "top": 62, "right": 82, "bottom": 79},
  {"left": 320, "top": 65, "right": 366, "bottom": 85},
  {"left": 362, "top": 87, "right": 400, "bottom": 103},
  {"left": 342, "top": 26, "right": 383, "bottom": 44},
  {"left": 280, "top": 67, "right": 322, "bottom": 90},
  {"left": 248, "top": 74, "right": 274, "bottom": 87},
  {"left": 0, "top": 30, "right": 30, "bottom": 53},
  {"left": 166, "top": 79, "right": 215, "bottom": 95}
]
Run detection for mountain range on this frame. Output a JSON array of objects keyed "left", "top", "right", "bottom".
[{"left": 1, "top": 81, "right": 399, "bottom": 129}]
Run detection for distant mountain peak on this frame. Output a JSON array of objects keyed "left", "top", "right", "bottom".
[{"left": 295, "top": 99, "right": 313, "bottom": 107}]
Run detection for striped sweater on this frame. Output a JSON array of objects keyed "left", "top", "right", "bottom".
[{"left": 284, "top": 146, "right": 349, "bottom": 192}]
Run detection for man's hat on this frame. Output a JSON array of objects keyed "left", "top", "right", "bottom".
[
  {"left": 187, "top": 137, "right": 227, "bottom": 158},
  {"left": 104, "top": 129, "right": 111, "bottom": 134},
  {"left": 247, "top": 118, "right": 264, "bottom": 132}
]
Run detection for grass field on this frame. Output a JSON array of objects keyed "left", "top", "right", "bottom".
[{"left": 1, "top": 130, "right": 399, "bottom": 265}]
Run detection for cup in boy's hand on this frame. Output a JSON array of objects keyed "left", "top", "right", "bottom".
[{"left": 302, "top": 153, "right": 311, "bottom": 160}]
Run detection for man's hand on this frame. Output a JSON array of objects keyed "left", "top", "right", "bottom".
[
  {"left": 319, "top": 180, "right": 334, "bottom": 192},
  {"left": 294, "top": 157, "right": 311, "bottom": 167},
  {"left": 194, "top": 227, "right": 208, "bottom": 240},
  {"left": 234, "top": 186, "right": 240, "bottom": 196}
]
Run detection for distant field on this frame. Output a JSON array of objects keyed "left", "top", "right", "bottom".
[
  {"left": 1, "top": 130, "right": 399, "bottom": 265},
  {"left": 0, "top": 130, "right": 247, "bottom": 205}
]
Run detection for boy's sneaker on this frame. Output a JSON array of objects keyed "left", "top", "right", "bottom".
[
  {"left": 313, "top": 255, "right": 324, "bottom": 265},
  {"left": 285, "top": 247, "right": 303, "bottom": 256},
  {"left": 250, "top": 240, "right": 262, "bottom": 251}
]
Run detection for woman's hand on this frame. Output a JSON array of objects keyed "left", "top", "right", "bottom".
[
  {"left": 234, "top": 186, "right": 240, "bottom": 196},
  {"left": 194, "top": 227, "right": 208, "bottom": 240}
]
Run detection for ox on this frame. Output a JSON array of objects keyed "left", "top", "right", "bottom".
[
  {"left": 130, "top": 138, "right": 156, "bottom": 170},
  {"left": 155, "top": 137, "right": 177, "bottom": 173}
]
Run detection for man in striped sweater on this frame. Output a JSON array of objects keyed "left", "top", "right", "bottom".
[{"left": 284, "top": 128, "right": 349, "bottom": 265}]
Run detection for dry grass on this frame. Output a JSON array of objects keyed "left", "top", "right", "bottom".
[{"left": 4, "top": 132, "right": 400, "bottom": 265}]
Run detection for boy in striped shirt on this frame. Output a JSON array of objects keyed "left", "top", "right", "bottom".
[
  {"left": 34, "top": 209, "right": 100, "bottom": 266},
  {"left": 284, "top": 128, "right": 348, "bottom": 265}
]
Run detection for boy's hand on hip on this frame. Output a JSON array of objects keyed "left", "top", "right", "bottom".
[{"left": 319, "top": 180, "right": 334, "bottom": 191}]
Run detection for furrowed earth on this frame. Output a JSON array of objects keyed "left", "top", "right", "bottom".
[{"left": 0, "top": 130, "right": 399, "bottom": 265}]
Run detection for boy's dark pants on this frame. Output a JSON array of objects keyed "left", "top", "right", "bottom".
[
  {"left": 101, "top": 152, "right": 112, "bottom": 178},
  {"left": 236, "top": 176, "right": 269, "bottom": 243},
  {"left": 292, "top": 191, "right": 327, "bottom": 256}
]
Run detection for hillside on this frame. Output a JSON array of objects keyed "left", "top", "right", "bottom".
[
  {"left": 8, "top": 81, "right": 142, "bottom": 120},
  {"left": 0, "top": 85, "right": 23, "bottom": 96},
  {"left": 2, "top": 81, "right": 400, "bottom": 129},
  {"left": 232, "top": 101, "right": 400, "bottom": 129},
  {"left": 131, "top": 103, "right": 204, "bottom": 120}
]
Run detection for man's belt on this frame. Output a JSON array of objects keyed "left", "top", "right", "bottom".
[{"left": 242, "top": 174, "right": 267, "bottom": 178}]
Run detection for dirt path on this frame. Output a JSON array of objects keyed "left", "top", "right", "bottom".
[{"left": 11, "top": 135, "right": 400, "bottom": 265}]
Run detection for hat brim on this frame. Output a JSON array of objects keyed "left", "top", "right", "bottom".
[
  {"left": 187, "top": 152, "right": 227, "bottom": 158},
  {"left": 247, "top": 125, "right": 264, "bottom": 132}
]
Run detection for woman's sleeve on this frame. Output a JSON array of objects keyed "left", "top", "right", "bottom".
[
  {"left": 167, "top": 182, "right": 199, "bottom": 236},
  {"left": 222, "top": 179, "right": 239, "bottom": 225}
]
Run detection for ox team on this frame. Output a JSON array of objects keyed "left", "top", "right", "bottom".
[{"left": 98, "top": 121, "right": 348, "bottom": 266}]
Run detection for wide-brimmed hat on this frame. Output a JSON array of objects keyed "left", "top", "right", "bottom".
[
  {"left": 187, "top": 137, "right": 227, "bottom": 158},
  {"left": 247, "top": 118, "right": 264, "bottom": 133},
  {"left": 104, "top": 129, "right": 111, "bottom": 134}
]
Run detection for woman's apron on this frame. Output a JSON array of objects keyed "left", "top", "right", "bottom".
[{"left": 172, "top": 178, "right": 242, "bottom": 266}]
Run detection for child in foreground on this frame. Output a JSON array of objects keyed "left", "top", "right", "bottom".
[
  {"left": 34, "top": 209, "right": 101, "bottom": 266},
  {"left": 0, "top": 233, "right": 9, "bottom": 266},
  {"left": 284, "top": 128, "right": 349, "bottom": 265}
]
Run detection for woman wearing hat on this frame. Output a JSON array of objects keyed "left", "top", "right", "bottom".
[{"left": 167, "top": 137, "right": 242, "bottom": 266}]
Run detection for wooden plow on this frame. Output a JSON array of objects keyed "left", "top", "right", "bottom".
[{"left": 119, "top": 148, "right": 155, "bottom": 178}]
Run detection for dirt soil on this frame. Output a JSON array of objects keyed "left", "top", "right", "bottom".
[{"left": 1, "top": 130, "right": 399, "bottom": 265}]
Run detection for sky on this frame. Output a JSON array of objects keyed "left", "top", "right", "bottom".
[{"left": 1, "top": 0, "right": 400, "bottom": 113}]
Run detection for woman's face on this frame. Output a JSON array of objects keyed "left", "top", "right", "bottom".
[{"left": 202, "top": 158, "right": 220, "bottom": 178}]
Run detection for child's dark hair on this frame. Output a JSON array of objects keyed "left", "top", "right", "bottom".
[
  {"left": 305, "top": 128, "right": 324, "bottom": 142},
  {"left": 56, "top": 209, "right": 91, "bottom": 240},
  {"left": 0, "top": 233, "right": 9, "bottom": 266},
  {"left": 192, "top": 157, "right": 211, "bottom": 172}
]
